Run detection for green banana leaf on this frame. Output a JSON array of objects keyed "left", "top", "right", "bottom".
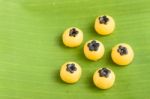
[{"left": 0, "top": 0, "right": 149, "bottom": 99}]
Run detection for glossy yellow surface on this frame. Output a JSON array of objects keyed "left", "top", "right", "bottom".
[
  {"left": 62, "top": 27, "right": 83, "bottom": 47},
  {"left": 111, "top": 43, "right": 134, "bottom": 66},
  {"left": 60, "top": 62, "right": 82, "bottom": 84},
  {"left": 94, "top": 15, "right": 115, "bottom": 35},
  {"left": 93, "top": 68, "right": 115, "bottom": 89},
  {"left": 84, "top": 40, "right": 105, "bottom": 61}
]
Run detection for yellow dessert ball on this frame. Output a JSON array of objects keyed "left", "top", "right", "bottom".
[
  {"left": 62, "top": 27, "right": 83, "bottom": 47},
  {"left": 60, "top": 62, "right": 82, "bottom": 84},
  {"left": 111, "top": 43, "right": 134, "bottom": 66},
  {"left": 93, "top": 68, "right": 115, "bottom": 89},
  {"left": 94, "top": 15, "right": 115, "bottom": 35},
  {"left": 84, "top": 40, "right": 105, "bottom": 61}
]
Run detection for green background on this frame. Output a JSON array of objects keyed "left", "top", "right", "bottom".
[{"left": 0, "top": 0, "right": 150, "bottom": 99}]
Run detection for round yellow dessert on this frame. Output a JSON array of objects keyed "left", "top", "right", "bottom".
[
  {"left": 93, "top": 68, "right": 115, "bottom": 89},
  {"left": 94, "top": 15, "right": 115, "bottom": 35},
  {"left": 62, "top": 27, "right": 83, "bottom": 47},
  {"left": 84, "top": 40, "right": 105, "bottom": 61},
  {"left": 111, "top": 43, "right": 134, "bottom": 66},
  {"left": 60, "top": 62, "right": 82, "bottom": 84}
]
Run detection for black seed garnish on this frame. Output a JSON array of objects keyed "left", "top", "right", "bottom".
[
  {"left": 98, "top": 68, "right": 110, "bottom": 78},
  {"left": 117, "top": 45, "right": 128, "bottom": 55},
  {"left": 87, "top": 40, "right": 100, "bottom": 51},
  {"left": 99, "top": 16, "right": 109, "bottom": 24},
  {"left": 66, "top": 63, "right": 77, "bottom": 73},
  {"left": 69, "top": 28, "right": 79, "bottom": 37}
]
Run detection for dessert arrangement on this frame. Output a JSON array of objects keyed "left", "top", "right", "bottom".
[{"left": 60, "top": 15, "right": 134, "bottom": 89}]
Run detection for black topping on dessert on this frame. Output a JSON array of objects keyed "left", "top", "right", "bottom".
[
  {"left": 87, "top": 40, "right": 100, "bottom": 51},
  {"left": 69, "top": 28, "right": 79, "bottom": 37},
  {"left": 98, "top": 68, "right": 110, "bottom": 78},
  {"left": 66, "top": 63, "right": 77, "bottom": 73},
  {"left": 117, "top": 45, "right": 128, "bottom": 55},
  {"left": 99, "top": 16, "right": 109, "bottom": 24}
]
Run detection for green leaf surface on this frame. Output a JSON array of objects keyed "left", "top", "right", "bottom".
[{"left": 0, "top": 0, "right": 150, "bottom": 99}]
